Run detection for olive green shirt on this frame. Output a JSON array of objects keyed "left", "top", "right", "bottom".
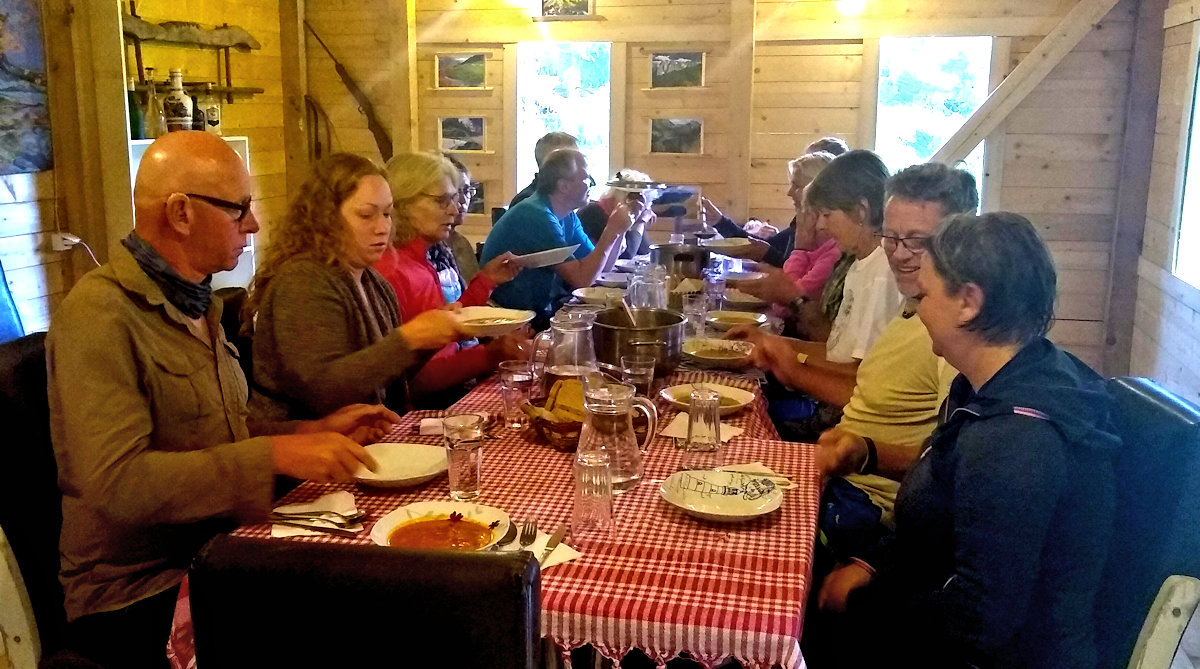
[{"left": 47, "top": 246, "right": 274, "bottom": 621}]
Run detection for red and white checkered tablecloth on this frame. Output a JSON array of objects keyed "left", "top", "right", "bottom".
[{"left": 172, "top": 371, "right": 819, "bottom": 669}]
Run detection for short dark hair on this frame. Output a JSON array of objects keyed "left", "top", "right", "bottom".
[
  {"left": 805, "top": 136, "right": 850, "bottom": 156},
  {"left": 534, "top": 132, "right": 579, "bottom": 166},
  {"left": 886, "top": 163, "right": 978, "bottom": 217},
  {"left": 925, "top": 212, "right": 1057, "bottom": 346},
  {"left": 535, "top": 149, "right": 584, "bottom": 197},
  {"left": 804, "top": 149, "right": 890, "bottom": 231}
]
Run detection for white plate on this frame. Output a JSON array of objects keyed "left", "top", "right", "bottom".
[
  {"left": 573, "top": 286, "right": 626, "bottom": 305},
  {"left": 682, "top": 338, "right": 755, "bottom": 369},
  {"left": 723, "top": 288, "right": 767, "bottom": 309},
  {"left": 354, "top": 443, "right": 448, "bottom": 488},
  {"left": 659, "top": 382, "right": 755, "bottom": 416},
  {"left": 512, "top": 244, "right": 580, "bottom": 269},
  {"left": 454, "top": 306, "right": 536, "bottom": 337},
  {"left": 726, "top": 270, "right": 766, "bottom": 282},
  {"left": 370, "top": 501, "right": 510, "bottom": 550},
  {"left": 705, "top": 310, "right": 769, "bottom": 332},
  {"left": 595, "top": 272, "right": 630, "bottom": 288},
  {"left": 700, "top": 238, "right": 753, "bottom": 252},
  {"left": 613, "top": 258, "right": 641, "bottom": 273},
  {"left": 659, "top": 470, "right": 783, "bottom": 522}
]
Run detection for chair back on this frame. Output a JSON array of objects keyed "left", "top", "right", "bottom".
[
  {"left": 0, "top": 260, "right": 24, "bottom": 344},
  {"left": 491, "top": 206, "right": 508, "bottom": 225},
  {"left": 1126, "top": 575, "right": 1200, "bottom": 669},
  {"left": 189, "top": 535, "right": 541, "bottom": 668},
  {"left": 0, "top": 332, "right": 66, "bottom": 654},
  {"left": 1097, "top": 377, "right": 1200, "bottom": 667}
]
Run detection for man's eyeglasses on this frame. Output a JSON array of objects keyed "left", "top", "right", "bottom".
[
  {"left": 185, "top": 193, "right": 253, "bottom": 222},
  {"left": 458, "top": 184, "right": 478, "bottom": 200},
  {"left": 877, "top": 232, "right": 929, "bottom": 253},
  {"left": 586, "top": 174, "right": 597, "bottom": 188}
]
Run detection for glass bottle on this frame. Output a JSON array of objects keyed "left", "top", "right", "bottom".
[
  {"left": 191, "top": 93, "right": 206, "bottom": 131},
  {"left": 127, "top": 78, "right": 145, "bottom": 140},
  {"left": 197, "top": 83, "right": 223, "bottom": 136},
  {"left": 163, "top": 68, "right": 193, "bottom": 132},
  {"left": 142, "top": 68, "right": 167, "bottom": 139}
]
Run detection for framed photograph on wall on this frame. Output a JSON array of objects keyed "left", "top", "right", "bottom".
[
  {"left": 440, "top": 117, "right": 485, "bottom": 152},
  {"left": 435, "top": 53, "right": 486, "bottom": 89},
  {"left": 540, "top": 0, "right": 593, "bottom": 19},
  {"left": 0, "top": 0, "right": 53, "bottom": 173},
  {"left": 650, "top": 118, "right": 703, "bottom": 155},
  {"left": 650, "top": 52, "right": 705, "bottom": 89}
]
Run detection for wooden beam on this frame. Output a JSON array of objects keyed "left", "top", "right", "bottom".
[
  {"left": 390, "top": 0, "right": 418, "bottom": 155},
  {"left": 1164, "top": 2, "right": 1200, "bottom": 29},
  {"left": 609, "top": 43, "right": 627, "bottom": 176},
  {"left": 756, "top": 17, "right": 1069, "bottom": 42},
  {"left": 727, "top": 1, "right": 755, "bottom": 221},
  {"left": 1105, "top": 0, "right": 1180, "bottom": 375},
  {"left": 502, "top": 44, "right": 518, "bottom": 204},
  {"left": 931, "top": 0, "right": 1122, "bottom": 165},
  {"left": 856, "top": 38, "right": 879, "bottom": 150},
  {"left": 982, "top": 37, "right": 1012, "bottom": 212},
  {"left": 279, "top": 0, "right": 308, "bottom": 194}
]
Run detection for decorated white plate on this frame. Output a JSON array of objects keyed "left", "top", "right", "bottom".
[
  {"left": 659, "top": 382, "right": 755, "bottom": 416},
  {"left": 682, "top": 338, "right": 755, "bottom": 369},
  {"left": 454, "top": 306, "right": 535, "bottom": 337},
  {"left": 659, "top": 470, "right": 783, "bottom": 522},
  {"left": 354, "top": 443, "right": 448, "bottom": 488},
  {"left": 723, "top": 288, "right": 767, "bottom": 310},
  {"left": 573, "top": 286, "right": 626, "bottom": 305},
  {"left": 370, "top": 501, "right": 510, "bottom": 550},
  {"left": 512, "top": 244, "right": 580, "bottom": 269},
  {"left": 705, "top": 310, "right": 769, "bottom": 332}
]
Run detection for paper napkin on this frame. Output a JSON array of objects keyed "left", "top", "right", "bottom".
[
  {"left": 271, "top": 491, "right": 363, "bottom": 538},
  {"left": 497, "top": 530, "right": 581, "bottom": 569},
  {"left": 672, "top": 278, "right": 704, "bottom": 294},
  {"left": 658, "top": 412, "right": 744, "bottom": 443}
]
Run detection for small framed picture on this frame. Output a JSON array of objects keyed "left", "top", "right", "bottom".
[
  {"left": 440, "top": 117, "right": 485, "bottom": 152},
  {"left": 650, "top": 118, "right": 703, "bottom": 154},
  {"left": 540, "top": 0, "right": 593, "bottom": 19},
  {"left": 435, "top": 53, "right": 486, "bottom": 89},
  {"left": 467, "top": 181, "right": 485, "bottom": 214},
  {"left": 650, "top": 52, "right": 705, "bottom": 88}
]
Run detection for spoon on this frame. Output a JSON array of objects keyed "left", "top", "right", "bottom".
[
  {"left": 490, "top": 522, "right": 518, "bottom": 551},
  {"left": 620, "top": 298, "right": 637, "bottom": 326}
]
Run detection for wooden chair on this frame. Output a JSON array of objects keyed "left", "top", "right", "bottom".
[
  {"left": 1127, "top": 575, "right": 1200, "bottom": 669},
  {"left": 1097, "top": 377, "right": 1200, "bottom": 667},
  {"left": 189, "top": 535, "right": 542, "bottom": 668}
]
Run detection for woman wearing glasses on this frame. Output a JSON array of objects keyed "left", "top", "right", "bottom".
[
  {"left": 376, "top": 151, "right": 528, "bottom": 407},
  {"left": 442, "top": 153, "right": 481, "bottom": 288},
  {"left": 248, "top": 153, "right": 467, "bottom": 420}
]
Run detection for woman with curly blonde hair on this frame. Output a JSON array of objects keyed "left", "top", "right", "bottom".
[
  {"left": 249, "top": 152, "right": 467, "bottom": 420},
  {"left": 375, "top": 151, "right": 527, "bottom": 407}
]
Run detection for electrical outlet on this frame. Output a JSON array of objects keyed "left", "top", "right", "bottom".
[{"left": 51, "top": 232, "right": 80, "bottom": 251}]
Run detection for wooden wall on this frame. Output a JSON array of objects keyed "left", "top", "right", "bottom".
[
  {"left": 130, "top": 0, "right": 289, "bottom": 249},
  {"left": 1130, "top": 0, "right": 1200, "bottom": 401},
  {"left": 0, "top": 172, "right": 64, "bottom": 333}
]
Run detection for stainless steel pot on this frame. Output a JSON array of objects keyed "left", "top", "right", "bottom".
[
  {"left": 592, "top": 308, "right": 684, "bottom": 376},
  {"left": 649, "top": 243, "right": 710, "bottom": 279}
]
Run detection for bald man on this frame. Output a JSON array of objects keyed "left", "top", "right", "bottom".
[{"left": 47, "top": 132, "right": 389, "bottom": 668}]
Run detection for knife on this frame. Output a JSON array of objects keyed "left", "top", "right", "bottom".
[
  {"left": 538, "top": 524, "right": 568, "bottom": 566},
  {"left": 271, "top": 519, "right": 360, "bottom": 538}
]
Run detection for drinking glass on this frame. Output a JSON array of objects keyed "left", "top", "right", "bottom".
[
  {"left": 628, "top": 276, "right": 667, "bottom": 309},
  {"left": 499, "top": 361, "right": 534, "bottom": 429},
  {"left": 620, "top": 355, "right": 655, "bottom": 398},
  {"left": 681, "top": 386, "right": 723, "bottom": 470},
  {"left": 703, "top": 268, "right": 726, "bottom": 312},
  {"left": 682, "top": 293, "right": 707, "bottom": 338},
  {"left": 443, "top": 414, "right": 484, "bottom": 500}
]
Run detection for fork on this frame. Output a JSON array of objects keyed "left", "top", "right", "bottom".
[
  {"left": 518, "top": 519, "right": 538, "bottom": 552},
  {"left": 270, "top": 510, "right": 366, "bottom": 527}
]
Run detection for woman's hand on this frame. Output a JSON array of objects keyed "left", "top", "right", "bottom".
[
  {"left": 734, "top": 266, "right": 801, "bottom": 304},
  {"left": 818, "top": 562, "right": 874, "bottom": 613},
  {"left": 480, "top": 252, "right": 521, "bottom": 285},
  {"left": 485, "top": 330, "right": 532, "bottom": 362},
  {"left": 398, "top": 309, "right": 466, "bottom": 350}
]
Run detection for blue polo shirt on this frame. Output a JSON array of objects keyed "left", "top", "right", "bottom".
[{"left": 480, "top": 193, "right": 593, "bottom": 321}]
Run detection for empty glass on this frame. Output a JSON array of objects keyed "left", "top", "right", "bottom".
[
  {"left": 680, "top": 385, "right": 723, "bottom": 470},
  {"left": 703, "top": 267, "right": 726, "bottom": 312},
  {"left": 444, "top": 414, "right": 484, "bottom": 500},
  {"left": 499, "top": 361, "right": 534, "bottom": 429},
  {"left": 682, "top": 293, "right": 707, "bottom": 338},
  {"left": 620, "top": 355, "right": 655, "bottom": 397}
]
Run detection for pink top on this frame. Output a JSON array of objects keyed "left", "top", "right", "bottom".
[
  {"left": 782, "top": 237, "right": 841, "bottom": 299},
  {"left": 375, "top": 239, "right": 499, "bottom": 394}
]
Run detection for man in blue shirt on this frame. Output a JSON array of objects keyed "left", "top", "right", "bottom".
[{"left": 482, "top": 149, "right": 633, "bottom": 325}]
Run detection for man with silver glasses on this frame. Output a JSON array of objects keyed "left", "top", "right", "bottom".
[{"left": 47, "top": 131, "right": 390, "bottom": 668}]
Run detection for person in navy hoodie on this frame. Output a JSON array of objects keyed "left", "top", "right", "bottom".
[{"left": 816, "top": 212, "right": 1120, "bottom": 668}]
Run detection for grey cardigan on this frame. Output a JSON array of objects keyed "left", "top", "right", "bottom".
[{"left": 250, "top": 258, "right": 417, "bottom": 421}]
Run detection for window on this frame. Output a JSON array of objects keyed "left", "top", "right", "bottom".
[
  {"left": 1175, "top": 48, "right": 1200, "bottom": 289},
  {"left": 516, "top": 42, "right": 611, "bottom": 193},
  {"left": 875, "top": 36, "right": 993, "bottom": 192}
]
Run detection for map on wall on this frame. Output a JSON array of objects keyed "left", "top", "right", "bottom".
[{"left": 0, "top": 0, "right": 52, "bottom": 174}]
